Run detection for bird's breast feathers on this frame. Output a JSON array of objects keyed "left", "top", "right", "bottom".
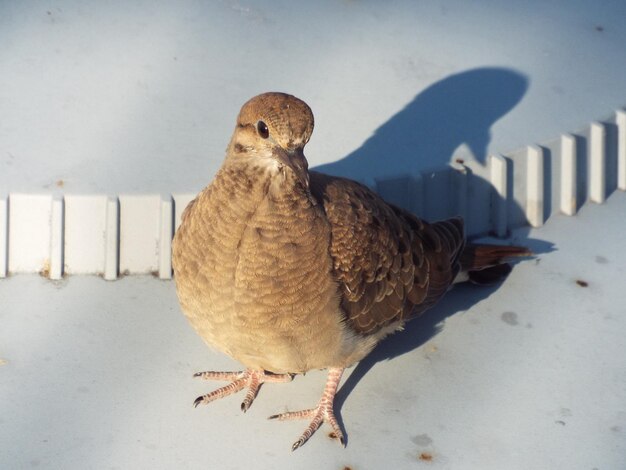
[{"left": 173, "top": 166, "right": 368, "bottom": 372}]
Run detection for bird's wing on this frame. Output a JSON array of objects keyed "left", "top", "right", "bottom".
[{"left": 309, "top": 171, "right": 465, "bottom": 335}]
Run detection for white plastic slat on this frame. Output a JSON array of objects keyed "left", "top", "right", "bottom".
[
  {"left": 104, "top": 197, "right": 120, "bottom": 281},
  {"left": 158, "top": 196, "right": 174, "bottom": 279},
  {"left": 617, "top": 109, "right": 626, "bottom": 191},
  {"left": 3, "top": 111, "right": 625, "bottom": 279},
  {"left": 8, "top": 194, "right": 52, "bottom": 274},
  {"left": 409, "top": 173, "right": 424, "bottom": 218},
  {"left": 173, "top": 193, "right": 196, "bottom": 231},
  {"left": 526, "top": 145, "right": 545, "bottom": 227},
  {"left": 452, "top": 163, "right": 468, "bottom": 221},
  {"left": 560, "top": 134, "right": 577, "bottom": 216},
  {"left": 360, "top": 178, "right": 377, "bottom": 192},
  {"left": 589, "top": 122, "right": 606, "bottom": 203},
  {"left": 64, "top": 195, "right": 108, "bottom": 275},
  {"left": 422, "top": 169, "right": 457, "bottom": 221},
  {"left": 0, "top": 195, "right": 7, "bottom": 278},
  {"left": 375, "top": 174, "right": 427, "bottom": 217},
  {"left": 49, "top": 196, "right": 64, "bottom": 280},
  {"left": 489, "top": 154, "right": 508, "bottom": 237},
  {"left": 119, "top": 195, "right": 161, "bottom": 275},
  {"left": 375, "top": 176, "right": 408, "bottom": 210}
]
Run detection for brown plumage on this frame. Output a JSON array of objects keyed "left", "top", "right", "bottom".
[{"left": 172, "top": 92, "right": 530, "bottom": 450}]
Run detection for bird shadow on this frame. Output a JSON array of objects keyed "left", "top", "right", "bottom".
[
  {"left": 333, "top": 282, "right": 503, "bottom": 446},
  {"left": 310, "top": 67, "right": 559, "bottom": 444},
  {"left": 314, "top": 66, "right": 529, "bottom": 179},
  {"left": 313, "top": 66, "right": 536, "bottom": 234}
]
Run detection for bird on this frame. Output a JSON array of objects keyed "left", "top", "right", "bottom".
[{"left": 171, "top": 92, "right": 530, "bottom": 451}]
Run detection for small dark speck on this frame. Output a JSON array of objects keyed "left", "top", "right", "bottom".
[
  {"left": 455, "top": 158, "right": 464, "bottom": 164},
  {"left": 610, "top": 425, "right": 622, "bottom": 433},
  {"left": 576, "top": 279, "right": 589, "bottom": 287},
  {"left": 412, "top": 433, "right": 433, "bottom": 446},
  {"left": 526, "top": 322, "right": 533, "bottom": 329},
  {"left": 501, "top": 311, "right": 519, "bottom": 326},
  {"left": 46, "top": 11, "right": 51, "bottom": 15},
  {"left": 595, "top": 25, "right": 604, "bottom": 32},
  {"left": 341, "top": 467, "right": 353, "bottom": 470},
  {"left": 595, "top": 255, "right": 608, "bottom": 264},
  {"left": 419, "top": 452, "right": 433, "bottom": 462},
  {"left": 555, "top": 420, "right": 566, "bottom": 426},
  {"left": 328, "top": 431, "right": 338, "bottom": 440}
]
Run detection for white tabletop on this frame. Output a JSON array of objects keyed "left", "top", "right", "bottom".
[
  {"left": 1, "top": 0, "right": 625, "bottom": 194},
  {"left": 1, "top": 2, "right": 625, "bottom": 468},
  {"left": 1, "top": 191, "right": 625, "bottom": 470}
]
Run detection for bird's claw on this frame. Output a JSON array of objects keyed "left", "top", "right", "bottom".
[
  {"left": 191, "top": 368, "right": 292, "bottom": 412},
  {"left": 269, "top": 401, "right": 345, "bottom": 450}
]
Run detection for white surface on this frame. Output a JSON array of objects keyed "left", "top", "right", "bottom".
[
  {"left": 0, "top": 196, "right": 7, "bottom": 277},
  {"left": 118, "top": 195, "right": 161, "bottom": 275},
  {"left": 5, "top": 114, "right": 623, "bottom": 275},
  {"left": 173, "top": 193, "right": 195, "bottom": 231},
  {"left": 590, "top": 122, "right": 607, "bottom": 204},
  {"left": 2, "top": 191, "right": 625, "bottom": 470},
  {"left": 49, "top": 196, "right": 64, "bottom": 280},
  {"left": 559, "top": 134, "right": 577, "bottom": 216},
  {"left": 158, "top": 197, "right": 173, "bottom": 280},
  {"left": 2, "top": 0, "right": 625, "bottom": 276},
  {"left": 619, "top": 110, "right": 626, "bottom": 191},
  {"left": 489, "top": 154, "right": 508, "bottom": 237},
  {"left": 1, "top": 1, "right": 625, "bottom": 194},
  {"left": 525, "top": 145, "right": 545, "bottom": 228},
  {"left": 1, "top": 2, "right": 625, "bottom": 467},
  {"left": 103, "top": 197, "right": 120, "bottom": 281},
  {"left": 7, "top": 194, "right": 52, "bottom": 273},
  {"left": 64, "top": 195, "right": 108, "bottom": 275}
]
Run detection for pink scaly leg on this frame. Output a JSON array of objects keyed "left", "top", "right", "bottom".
[
  {"left": 269, "top": 367, "right": 345, "bottom": 451},
  {"left": 193, "top": 369, "right": 293, "bottom": 412}
]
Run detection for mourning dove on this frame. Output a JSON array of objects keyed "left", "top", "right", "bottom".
[{"left": 172, "top": 92, "right": 530, "bottom": 450}]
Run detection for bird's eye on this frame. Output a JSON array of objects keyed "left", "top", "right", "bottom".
[{"left": 257, "top": 121, "right": 269, "bottom": 139}]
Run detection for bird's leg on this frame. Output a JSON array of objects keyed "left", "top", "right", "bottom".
[
  {"left": 193, "top": 368, "right": 293, "bottom": 412},
  {"left": 269, "top": 367, "right": 345, "bottom": 451}
]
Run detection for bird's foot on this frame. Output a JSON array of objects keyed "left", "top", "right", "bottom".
[
  {"left": 269, "top": 367, "right": 345, "bottom": 451},
  {"left": 193, "top": 368, "right": 293, "bottom": 412}
]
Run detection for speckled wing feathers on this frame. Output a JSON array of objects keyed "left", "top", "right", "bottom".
[{"left": 309, "top": 171, "right": 465, "bottom": 336}]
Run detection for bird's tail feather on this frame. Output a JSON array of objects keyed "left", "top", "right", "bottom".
[{"left": 457, "top": 244, "right": 533, "bottom": 285}]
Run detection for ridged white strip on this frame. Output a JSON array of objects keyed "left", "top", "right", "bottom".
[
  {"left": 526, "top": 145, "right": 544, "bottom": 227},
  {"left": 617, "top": 109, "right": 626, "bottom": 191},
  {"left": 589, "top": 122, "right": 606, "bottom": 203},
  {"left": 49, "top": 196, "right": 64, "bottom": 280},
  {"left": 560, "top": 134, "right": 577, "bottom": 215},
  {"left": 159, "top": 196, "right": 174, "bottom": 279},
  {"left": 0, "top": 196, "right": 7, "bottom": 278},
  {"left": 104, "top": 197, "right": 119, "bottom": 281},
  {"left": 489, "top": 154, "right": 508, "bottom": 237}
]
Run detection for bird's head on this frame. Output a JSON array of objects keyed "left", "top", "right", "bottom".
[{"left": 227, "top": 92, "right": 314, "bottom": 192}]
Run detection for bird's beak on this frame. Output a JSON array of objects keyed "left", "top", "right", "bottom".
[{"left": 275, "top": 147, "right": 311, "bottom": 192}]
